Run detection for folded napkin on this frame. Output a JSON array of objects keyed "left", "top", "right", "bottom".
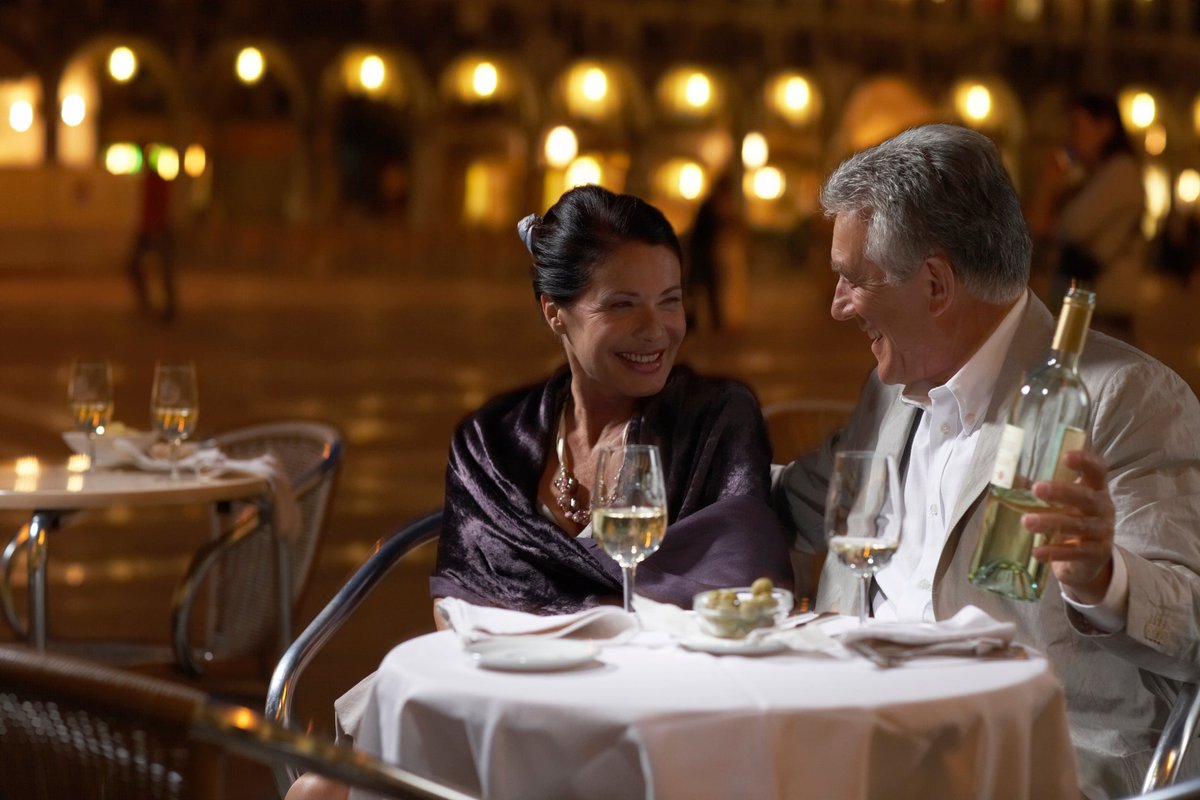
[
  {"left": 434, "top": 597, "right": 638, "bottom": 643},
  {"left": 111, "top": 439, "right": 302, "bottom": 544},
  {"left": 837, "top": 605, "right": 1018, "bottom": 666}
]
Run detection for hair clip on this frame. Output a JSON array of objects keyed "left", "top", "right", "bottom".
[{"left": 517, "top": 213, "right": 539, "bottom": 253}]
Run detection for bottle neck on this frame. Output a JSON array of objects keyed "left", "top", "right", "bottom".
[
  {"left": 1051, "top": 348, "right": 1082, "bottom": 371},
  {"left": 1050, "top": 289, "right": 1095, "bottom": 369}
]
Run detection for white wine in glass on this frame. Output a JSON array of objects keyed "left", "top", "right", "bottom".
[
  {"left": 591, "top": 444, "right": 667, "bottom": 614},
  {"left": 824, "top": 450, "right": 903, "bottom": 627},
  {"left": 68, "top": 361, "right": 113, "bottom": 472},
  {"left": 150, "top": 362, "right": 198, "bottom": 480}
]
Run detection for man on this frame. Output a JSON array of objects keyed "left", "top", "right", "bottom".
[{"left": 775, "top": 123, "right": 1200, "bottom": 799}]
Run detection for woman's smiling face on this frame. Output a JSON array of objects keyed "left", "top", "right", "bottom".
[{"left": 551, "top": 241, "right": 686, "bottom": 401}]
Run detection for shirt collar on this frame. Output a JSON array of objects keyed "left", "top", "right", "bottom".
[{"left": 900, "top": 291, "right": 1029, "bottom": 435}]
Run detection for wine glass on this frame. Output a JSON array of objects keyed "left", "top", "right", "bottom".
[
  {"left": 68, "top": 361, "right": 113, "bottom": 472},
  {"left": 591, "top": 444, "right": 668, "bottom": 614},
  {"left": 150, "top": 362, "right": 198, "bottom": 480},
  {"left": 824, "top": 450, "right": 903, "bottom": 627}
]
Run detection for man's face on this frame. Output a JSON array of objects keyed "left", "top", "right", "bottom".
[{"left": 829, "top": 213, "right": 943, "bottom": 389}]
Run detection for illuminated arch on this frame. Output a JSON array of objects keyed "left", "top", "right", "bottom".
[
  {"left": 197, "top": 38, "right": 310, "bottom": 123},
  {"left": 833, "top": 75, "right": 936, "bottom": 159},
  {"left": 437, "top": 52, "right": 541, "bottom": 127},
  {"left": 653, "top": 63, "right": 738, "bottom": 126},
  {"left": 549, "top": 58, "right": 651, "bottom": 132},
  {"left": 942, "top": 74, "right": 1026, "bottom": 144},
  {"left": 55, "top": 35, "right": 188, "bottom": 165},
  {"left": 316, "top": 45, "right": 433, "bottom": 121}
]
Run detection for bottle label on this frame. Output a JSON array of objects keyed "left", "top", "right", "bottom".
[
  {"left": 991, "top": 424, "right": 1024, "bottom": 489},
  {"left": 1050, "top": 425, "right": 1087, "bottom": 483}
]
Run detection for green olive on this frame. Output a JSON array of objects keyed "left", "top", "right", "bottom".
[{"left": 750, "top": 577, "right": 774, "bottom": 596}]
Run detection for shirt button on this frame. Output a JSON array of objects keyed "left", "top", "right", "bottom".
[
  {"left": 930, "top": 505, "right": 939, "bottom": 516},
  {"left": 940, "top": 423, "right": 951, "bottom": 435},
  {"left": 918, "top": 579, "right": 932, "bottom": 590}
]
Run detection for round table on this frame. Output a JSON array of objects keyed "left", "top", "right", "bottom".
[
  {"left": 0, "top": 461, "right": 268, "bottom": 650},
  {"left": 355, "top": 629, "right": 1079, "bottom": 800}
]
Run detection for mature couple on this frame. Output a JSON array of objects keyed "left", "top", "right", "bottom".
[{"left": 324, "top": 124, "right": 1200, "bottom": 800}]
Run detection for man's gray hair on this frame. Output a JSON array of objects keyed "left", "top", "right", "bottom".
[{"left": 820, "top": 124, "right": 1031, "bottom": 304}]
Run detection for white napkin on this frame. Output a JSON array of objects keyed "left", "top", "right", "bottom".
[
  {"left": 837, "top": 605, "right": 1018, "bottom": 664},
  {"left": 434, "top": 597, "right": 637, "bottom": 643},
  {"left": 111, "top": 439, "right": 302, "bottom": 544}
]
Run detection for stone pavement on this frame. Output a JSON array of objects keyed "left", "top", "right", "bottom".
[{"left": 0, "top": 264, "right": 1195, "bottom": 798}]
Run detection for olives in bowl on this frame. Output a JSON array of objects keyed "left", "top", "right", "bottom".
[{"left": 693, "top": 578, "right": 794, "bottom": 639}]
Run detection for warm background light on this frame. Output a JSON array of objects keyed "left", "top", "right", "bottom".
[
  {"left": 472, "top": 62, "right": 498, "bottom": 98},
  {"left": 678, "top": 162, "right": 704, "bottom": 200},
  {"left": 8, "top": 99, "right": 32, "bottom": 132},
  {"left": 582, "top": 68, "right": 607, "bottom": 102},
  {"left": 183, "top": 144, "right": 207, "bottom": 177},
  {"left": 782, "top": 76, "right": 810, "bottom": 113},
  {"left": 154, "top": 145, "right": 180, "bottom": 180},
  {"left": 565, "top": 155, "right": 602, "bottom": 188},
  {"left": 685, "top": 73, "right": 711, "bottom": 109},
  {"left": 544, "top": 126, "right": 578, "bottom": 169},
  {"left": 1130, "top": 92, "right": 1156, "bottom": 129},
  {"left": 751, "top": 166, "right": 785, "bottom": 200},
  {"left": 108, "top": 46, "right": 137, "bottom": 82},
  {"left": 964, "top": 85, "right": 992, "bottom": 122},
  {"left": 60, "top": 94, "right": 86, "bottom": 126},
  {"left": 1145, "top": 123, "right": 1167, "bottom": 156},
  {"left": 1177, "top": 169, "right": 1200, "bottom": 205},
  {"left": 768, "top": 72, "right": 820, "bottom": 125},
  {"left": 104, "top": 142, "right": 142, "bottom": 175},
  {"left": 1142, "top": 164, "right": 1171, "bottom": 238},
  {"left": 742, "top": 132, "right": 768, "bottom": 169},
  {"left": 236, "top": 47, "right": 265, "bottom": 84},
  {"left": 359, "top": 55, "right": 385, "bottom": 92}
]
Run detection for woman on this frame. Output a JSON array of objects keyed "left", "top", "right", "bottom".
[
  {"left": 1029, "top": 92, "right": 1145, "bottom": 340},
  {"left": 287, "top": 186, "right": 791, "bottom": 800},
  {"left": 432, "top": 184, "right": 791, "bottom": 612}
]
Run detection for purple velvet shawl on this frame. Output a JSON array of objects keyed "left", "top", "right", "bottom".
[{"left": 430, "top": 366, "right": 792, "bottom": 614}]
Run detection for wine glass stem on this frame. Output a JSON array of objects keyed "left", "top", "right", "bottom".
[
  {"left": 86, "top": 432, "right": 97, "bottom": 473},
  {"left": 622, "top": 564, "right": 636, "bottom": 614},
  {"left": 169, "top": 439, "right": 180, "bottom": 480},
  {"left": 858, "top": 573, "right": 872, "bottom": 627}
]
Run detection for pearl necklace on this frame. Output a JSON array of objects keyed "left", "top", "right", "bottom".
[{"left": 552, "top": 404, "right": 629, "bottom": 527}]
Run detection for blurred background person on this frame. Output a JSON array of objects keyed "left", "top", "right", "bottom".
[
  {"left": 685, "top": 173, "right": 749, "bottom": 333},
  {"left": 1028, "top": 92, "right": 1145, "bottom": 342},
  {"left": 127, "top": 145, "right": 177, "bottom": 322}
]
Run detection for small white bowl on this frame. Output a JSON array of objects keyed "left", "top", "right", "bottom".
[{"left": 62, "top": 429, "right": 157, "bottom": 468}]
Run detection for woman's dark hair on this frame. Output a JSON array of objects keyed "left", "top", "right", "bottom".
[
  {"left": 519, "top": 184, "right": 682, "bottom": 303},
  {"left": 1071, "top": 92, "right": 1134, "bottom": 159}
]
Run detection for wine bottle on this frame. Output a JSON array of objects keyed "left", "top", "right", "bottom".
[{"left": 968, "top": 286, "right": 1096, "bottom": 601}]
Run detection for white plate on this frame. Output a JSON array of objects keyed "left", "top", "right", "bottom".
[
  {"left": 468, "top": 639, "right": 600, "bottom": 672},
  {"left": 679, "top": 636, "right": 789, "bottom": 656}
]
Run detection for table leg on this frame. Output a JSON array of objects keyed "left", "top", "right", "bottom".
[{"left": 27, "top": 510, "right": 59, "bottom": 652}]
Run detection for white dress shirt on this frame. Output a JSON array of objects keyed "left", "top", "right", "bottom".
[{"left": 872, "top": 292, "right": 1128, "bottom": 630}]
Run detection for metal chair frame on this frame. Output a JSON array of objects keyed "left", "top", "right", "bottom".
[
  {"left": 0, "top": 420, "right": 343, "bottom": 679},
  {"left": 0, "top": 643, "right": 474, "bottom": 800},
  {"left": 1143, "top": 682, "right": 1200, "bottom": 793},
  {"left": 266, "top": 510, "right": 442, "bottom": 797}
]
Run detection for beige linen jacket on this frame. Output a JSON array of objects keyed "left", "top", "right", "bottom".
[{"left": 775, "top": 292, "right": 1200, "bottom": 800}]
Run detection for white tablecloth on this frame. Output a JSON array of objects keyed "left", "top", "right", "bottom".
[{"left": 354, "top": 630, "right": 1078, "bottom": 800}]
